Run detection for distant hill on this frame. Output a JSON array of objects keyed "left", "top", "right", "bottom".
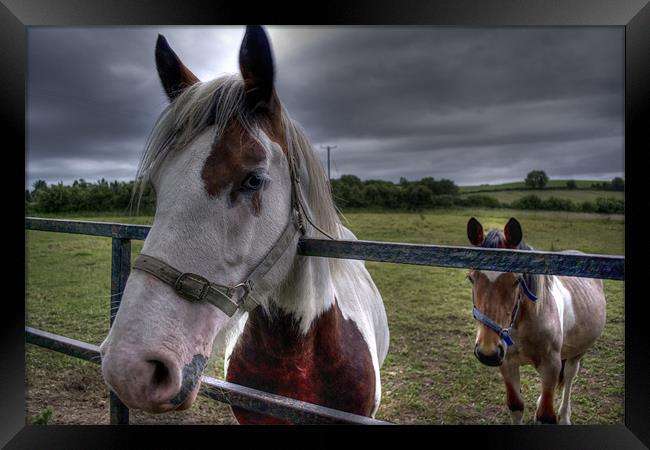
[
  {"left": 460, "top": 189, "right": 623, "bottom": 204},
  {"left": 459, "top": 179, "right": 601, "bottom": 193}
]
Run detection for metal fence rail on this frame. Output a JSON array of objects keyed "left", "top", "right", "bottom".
[
  {"left": 25, "top": 328, "right": 388, "bottom": 425},
  {"left": 25, "top": 217, "right": 625, "bottom": 425},
  {"left": 26, "top": 218, "right": 624, "bottom": 279}
]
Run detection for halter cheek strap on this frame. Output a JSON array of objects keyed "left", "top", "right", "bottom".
[
  {"left": 472, "top": 307, "right": 515, "bottom": 346},
  {"left": 518, "top": 276, "right": 538, "bottom": 301},
  {"left": 131, "top": 139, "right": 335, "bottom": 317},
  {"left": 472, "top": 275, "right": 537, "bottom": 346},
  {"left": 133, "top": 208, "right": 303, "bottom": 317}
]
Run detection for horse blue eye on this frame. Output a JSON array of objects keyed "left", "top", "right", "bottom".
[{"left": 243, "top": 173, "right": 264, "bottom": 190}]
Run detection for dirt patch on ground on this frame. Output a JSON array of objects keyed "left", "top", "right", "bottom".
[{"left": 26, "top": 358, "right": 237, "bottom": 425}]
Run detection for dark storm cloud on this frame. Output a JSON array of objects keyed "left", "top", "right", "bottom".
[
  {"left": 27, "top": 26, "right": 623, "bottom": 187},
  {"left": 27, "top": 27, "right": 245, "bottom": 187},
  {"left": 270, "top": 27, "right": 623, "bottom": 183}
]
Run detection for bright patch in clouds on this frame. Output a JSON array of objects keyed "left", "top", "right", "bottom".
[{"left": 27, "top": 26, "right": 623, "bottom": 188}]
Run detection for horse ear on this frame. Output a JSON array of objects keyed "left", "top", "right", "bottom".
[
  {"left": 155, "top": 34, "right": 200, "bottom": 101},
  {"left": 467, "top": 217, "right": 485, "bottom": 246},
  {"left": 239, "top": 25, "right": 275, "bottom": 112},
  {"left": 504, "top": 218, "right": 523, "bottom": 248}
]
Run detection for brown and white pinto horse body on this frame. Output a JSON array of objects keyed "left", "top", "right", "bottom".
[
  {"left": 224, "top": 225, "right": 388, "bottom": 423},
  {"left": 100, "top": 27, "right": 388, "bottom": 422},
  {"left": 466, "top": 217, "right": 606, "bottom": 424}
]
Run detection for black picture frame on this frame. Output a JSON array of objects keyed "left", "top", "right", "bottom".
[{"left": 5, "top": 0, "right": 649, "bottom": 448}]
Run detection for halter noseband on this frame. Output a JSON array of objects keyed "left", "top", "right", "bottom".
[
  {"left": 132, "top": 143, "right": 326, "bottom": 317},
  {"left": 471, "top": 276, "right": 537, "bottom": 346}
]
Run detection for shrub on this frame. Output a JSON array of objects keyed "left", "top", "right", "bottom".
[
  {"left": 595, "top": 197, "right": 624, "bottom": 214},
  {"left": 543, "top": 197, "right": 574, "bottom": 211},
  {"left": 581, "top": 201, "right": 596, "bottom": 213},
  {"left": 403, "top": 184, "right": 434, "bottom": 210},
  {"left": 28, "top": 179, "right": 156, "bottom": 214},
  {"left": 330, "top": 175, "right": 461, "bottom": 210},
  {"left": 463, "top": 195, "right": 501, "bottom": 208},
  {"left": 512, "top": 194, "right": 543, "bottom": 210},
  {"left": 429, "top": 194, "right": 456, "bottom": 208}
]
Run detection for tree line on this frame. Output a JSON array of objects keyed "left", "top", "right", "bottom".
[
  {"left": 526, "top": 170, "right": 624, "bottom": 191},
  {"left": 26, "top": 178, "right": 156, "bottom": 213},
  {"left": 25, "top": 172, "right": 624, "bottom": 215},
  {"left": 330, "top": 175, "right": 460, "bottom": 209},
  {"left": 330, "top": 174, "right": 622, "bottom": 213}
]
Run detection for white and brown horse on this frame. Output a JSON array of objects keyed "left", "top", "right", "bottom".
[
  {"left": 466, "top": 217, "right": 606, "bottom": 424},
  {"left": 100, "top": 26, "right": 389, "bottom": 424}
]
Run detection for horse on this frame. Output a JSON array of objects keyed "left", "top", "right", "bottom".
[
  {"left": 99, "top": 26, "right": 389, "bottom": 424},
  {"left": 465, "top": 217, "right": 606, "bottom": 425}
]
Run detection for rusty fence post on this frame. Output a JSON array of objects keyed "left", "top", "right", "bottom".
[{"left": 109, "top": 237, "right": 131, "bottom": 425}]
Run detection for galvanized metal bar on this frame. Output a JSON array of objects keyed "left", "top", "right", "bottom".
[
  {"left": 110, "top": 238, "right": 131, "bottom": 325},
  {"left": 298, "top": 238, "right": 625, "bottom": 280},
  {"left": 26, "top": 217, "right": 624, "bottom": 279},
  {"left": 24, "top": 327, "right": 389, "bottom": 425},
  {"left": 109, "top": 237, "right": 131, "bottom": 424},
  {"left": 25, "top": 217, "right": 150, "bottom": 240},
  {"left": 25, "top": 327, "right": 100, "bottom": 362},
  {"left": 199, "top": 375, "right": 390, "bottom": 425}
]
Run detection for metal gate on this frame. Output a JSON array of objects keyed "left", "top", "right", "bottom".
[{"left": 25, "top": 217, "right": 624, "bottom": 425}]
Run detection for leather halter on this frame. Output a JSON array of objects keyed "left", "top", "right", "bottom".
[
  {"left": 132, "top": 143, "right": 323, "bottom": 317},
  {"left": 471, "top": 276, "right": 538, "bottom": 346}
]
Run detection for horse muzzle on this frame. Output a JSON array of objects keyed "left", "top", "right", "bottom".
[
  {"left": 101, "top": 346, "right": 207, "bottom": 414},
  {"left": 474, "top": 342, "right": 506, "bottom": 367}
]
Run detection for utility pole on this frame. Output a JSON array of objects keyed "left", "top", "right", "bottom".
[{"left": 320, "top": 145, "right": 337, "bottom": 180}]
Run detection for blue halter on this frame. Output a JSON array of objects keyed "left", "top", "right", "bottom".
[{"left": 472, "top": 276, "right": 537, "bottom": 347}]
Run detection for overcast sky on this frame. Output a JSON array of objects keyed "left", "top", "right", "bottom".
[{"left": 26, "top": 26, "right": 624, "bottom": 188}]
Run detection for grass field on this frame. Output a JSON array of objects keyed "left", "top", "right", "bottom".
[
  {"left": 25, "top": 208, "right": 624, "bottom": 425},
  {"left": 460, "top": 189, "right": 624, "bottom": 204},
  {"left": 458, "top": 179, "right": 605, "bottom": 193}
]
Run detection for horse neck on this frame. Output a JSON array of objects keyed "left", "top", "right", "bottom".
[
  {"left": 270, "top": 203, "right": 336, "bottom": 335},
  {"left": 516, "top": 274, "right": 550, "bottom": 325}
]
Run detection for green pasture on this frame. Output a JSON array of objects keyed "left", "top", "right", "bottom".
[
  {"left": 25, "top": 209, "right": 624, "bottom": 425},
  {"left": 460, "top": 189, "right": 624, "bottom": 204},
  {"left": 458, "top": 179, "right": 604, "bottom": 193}
]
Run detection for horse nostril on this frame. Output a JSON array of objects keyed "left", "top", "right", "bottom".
[{"left": 149, "top": 359, "right": 172, "bottom": 388}]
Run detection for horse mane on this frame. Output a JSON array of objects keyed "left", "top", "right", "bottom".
[
  {"left": 280, "top": 110, "right": 343, "bottom": 239},
  {"left": 132, "top": 72, "right": 343, "bottom": 244},
  {"left": 132, "top": 75, "right": 249, "bottom": 210}
]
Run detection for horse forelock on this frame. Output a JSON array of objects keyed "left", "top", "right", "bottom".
[
  {"left": 132, "top": 71, "right": 344, "bottom": 265},
  {"left": 481, "top": 230, "right": 507, "bottom": 249},
  {"left": 140, "top": 38, "right": 344, "bottom": 229},
  {"left": 132, "top": 75, "right": 247, "bottom": 210},
  {"left": 479, "top": 229, "right": 540, "bottom": 298}
]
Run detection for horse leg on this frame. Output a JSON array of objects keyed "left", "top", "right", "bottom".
[
  {"left": 500, "top": 362, "right": 524, "bottom": 424},
  {"left": 535, "top": 358, "right": 561, "bottom": 424},
  {"left": 557, "top": 356, "right": 581, "bottom": 425}
]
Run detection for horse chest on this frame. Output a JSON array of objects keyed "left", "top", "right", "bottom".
[{"left": 226, "top": 302, "right": 376, "bottom": 424}]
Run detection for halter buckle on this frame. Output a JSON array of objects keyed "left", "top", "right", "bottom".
[
  {"left": 229, "top": 280, "right": 259, "bottom": 312},
  {"left": 230, "top": 281, "right": 251, "bottom": 297},
  {"left": 174, "top": 272, "right": 210, "bottom": 303}
]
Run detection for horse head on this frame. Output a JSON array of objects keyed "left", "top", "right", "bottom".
[
  {"left": 100, "top": 26, "right": 305, "bottom": 413},
  {"left": 465, "top": 217, "right": 536, "bottom": 367}
]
